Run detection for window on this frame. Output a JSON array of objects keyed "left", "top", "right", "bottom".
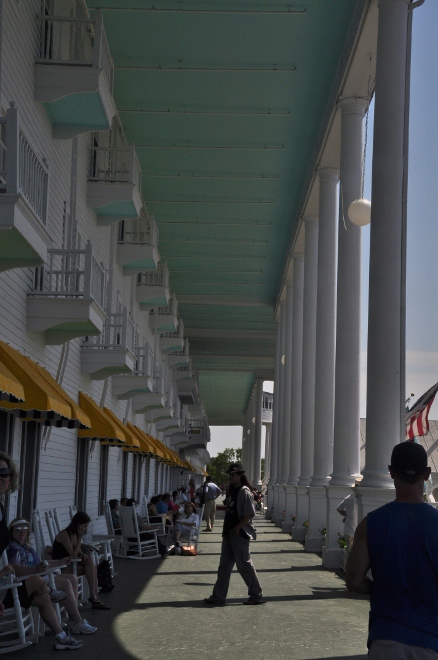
[
  {"left": 17, "top": 422, "right": 41, "bottom": 521},
  {"left": 121, "top": 451, "right": 128, "bottom": 499},
  {"left": 132, "top": 454, "right": 142, "bottom": 503},
  {"left": 75, "top": 438, "right": 90, "bottom": 513},
  {"left": 0, "top": 411, "right": 15, "bottom": 516},
  {"left": 98, "top": 444, "right": 109, "bottom": 516}
]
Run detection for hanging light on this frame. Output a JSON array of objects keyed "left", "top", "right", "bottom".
[
  {"left": 348, "top": 198, "right": 371, "bottom": 226},
  {"left": 281, "top": 354, "right": 285, "bottom": 366},
  {"left": 252, "top": 417, "right": 255, "bottom": 424}
]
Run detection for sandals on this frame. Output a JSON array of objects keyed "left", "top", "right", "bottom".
[{"left": 88, "top": 597, "right": 111, "bottom": 610}]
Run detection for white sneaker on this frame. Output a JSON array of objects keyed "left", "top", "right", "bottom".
[
  {"left": 53, "top": 633, "right": 83, "bottom": 650},
  {"left": 68, "top": 619, "right": 97, "bottom": 635},
  {"left": 50, "top": 588, "right": 67, "bottom": 604}
]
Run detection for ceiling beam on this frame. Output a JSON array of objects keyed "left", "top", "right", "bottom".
[
  {"left": 178, "top": 295, "right": 272, "bottom": 306},
  {"left": 187, "top": 329, "right": 275, "bottom": 339},
  {"left": 91, "top": 6, "right": 306, "bottom": 15},
  {"left": 119, "top": 109, "right": 290, "bottom": 116}
]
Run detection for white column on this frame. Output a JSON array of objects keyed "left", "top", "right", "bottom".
[
  {"left": 264, "top": 423, "right": 272, "bottom": 483},
  {"left": 305, "top": 168, "right": 339, "bottom": 553},
  {"left": 293, "top": 217, "right": 318, "bottom": 541},
  {"left": 277, "top": 279, "right": 293, "bottom": 526},
  {"left": 273, "top": 301, "right": 287, "bottom": 522},
  {"left": 283, "top": 254, "right": 305, "bottom": 533},
  {"left": 323, "top": 98, "right": 367, "bottom": 568},
  {"left": 246, "top": 394, "right": 255, "bottom": 484},
  {"left": 359, "top": 0, "right": 410, "bottom": 513},
  {"left": 253, "top": 380, "right": 263, "bottom": 489},
  {"left": 266, "top": 317, "right": 281, "bottom": 518},
  {"left": 241, "top": 413, "right": 248, "bottom": 468}
]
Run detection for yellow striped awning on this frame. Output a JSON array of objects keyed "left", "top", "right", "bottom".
[
  {"left": 103, "top": 408, "right": 140, "bottom": 450},
  {"left": 78, "top": 393, "right": 125, "bottom": 445},
  {"left": 0, "top": 341, "right": 89, "bottom": 427},
  {"left": 0, "top": 358, "right": 24, "bottom": 403},
  {"left": 130, "top": 425, "right": 162, "bottom": 457}
]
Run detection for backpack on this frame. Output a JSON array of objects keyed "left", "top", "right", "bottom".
[{"left": 97, "top": 559, "right": 114, "bottom": 593}]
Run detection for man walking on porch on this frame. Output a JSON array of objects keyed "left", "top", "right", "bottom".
[
  {"left": 201, "top": 475, "right": 222, "bottom": 532},
  {"left": 347, "top": 441, "right": 438, "bottom": 659},
  {"left": 204, "top": 463, "right": 265, "bottom": 606}
]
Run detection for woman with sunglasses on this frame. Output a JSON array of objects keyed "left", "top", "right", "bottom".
[
  {"left": 173, "top": 502, "right": 199, "bottom": 554},
  {"left": 7, "top": 518, "right": 97, "bottom": 635},
  {"left": 0, "top": 452, "right": 83, "bottom": 650}
]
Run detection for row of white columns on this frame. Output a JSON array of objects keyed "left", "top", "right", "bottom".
[
  {"left": 242, "top": 380, "right": 264, "bottom": 489},
  {"left": 265, "top": 0, "right": 411, "bottom": 567}
]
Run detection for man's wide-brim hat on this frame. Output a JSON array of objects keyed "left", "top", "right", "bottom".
[
  {"left": 390, "top": 441, "right": 428, "bottom": 477},
  {"left": 227, "top": 463, "right": 245, "bottom": 474}
]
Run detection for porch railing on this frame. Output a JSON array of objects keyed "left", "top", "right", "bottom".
[
  {"left": 29, "top": 241, "right": 105, "bottom": 310},
  {"left": 37, "top": 11, "right": 114, "bottom": 93},
  {"left": 161, "top": 318, "right": 184, "bottom": 341},
  {"left": 150, "top": 295, "right": 178, "bottom": 319},
  {"left": 118, "top": 214, "right": 158, "bottom": 248},
  {"left": 89, "top": 143, "right": 141, "bottom": 192},
  {"left": 83, "top": 307, "right": 134, "bottom": 352},
  {"left": 137, "top": 262, "right": 169, "bottom": 288},
  {"left": 131, "top": 342, "right": 154, "bottom": 377},
  {"left": 0, "top": 104, "right": 49, "bottom": 225}
]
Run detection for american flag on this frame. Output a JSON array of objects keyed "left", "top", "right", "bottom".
[{"left": 406, "top": 382, "right": 438, "bottom": 440}]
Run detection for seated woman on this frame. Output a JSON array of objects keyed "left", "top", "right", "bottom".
[
  {"left": 108, "top": 499, "right": 121, "bottom": 535},
  {"left": 52, "top": 512, "right": 110, "bottom": 610},
  {"left": 7, "top": 518, "right": 97, "bottom": 635},
  {"left": 155, "top": 494, "right": 169, "bottom": 515},
  {"left": 173, "top": 502, "right": 199, "bottom": 553}
]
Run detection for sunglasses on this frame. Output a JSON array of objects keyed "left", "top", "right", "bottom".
[
  {"left": 0, "top": 469, "right": 12, "bottom": 478},
  {"left": 13, "top": 526, "right": 28, "bottom": 532}
]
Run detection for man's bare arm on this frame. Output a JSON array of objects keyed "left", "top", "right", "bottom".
[{"left": 346, "top": 517, "right": 372, "bottom": 595}]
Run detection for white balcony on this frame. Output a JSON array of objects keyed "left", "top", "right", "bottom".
[
  {"left": 27, "top": 242, "right": 106, "bottom": 345},
  {"left": 0, "top": 104, "right": 51, "bottom": 273},
  {"left": 178, "top": 374, "right": 199, "bottom": 406},
  {"left": 160, "top": 319, "right": 184, "bottom": 353},
  {"left": 131, "top": 393, "right": 165, "bottom": 415},
  {"left": 34, "top": 11, "right": 116, "bottom": 139},
  {"left": 112, "top": 342, "right": 155, "bottom": 399},
  {"left": 149, "top": 295, "right": 178, "bottom": 331},
  {"left": 81, "top": 308, "right": 136, "bottom": 380},
  {"left": 186, "top": 419, "right": 210, "bottom": 449},
  {"left": 168, "top": 341, "right": 190, "bottom": 369},
  {"left": 174, "top": 359, "right": 196, "bottom": 381},
  {"left": 87, "top": 114, "right": 142, "bottom": 225},
  {"left": 117, "top": 214, "right": 159, "bottom": 276},
  {"left": 136, "top": 263, "right": 170, "bottom": 309}
]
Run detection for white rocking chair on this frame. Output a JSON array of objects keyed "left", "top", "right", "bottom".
[{"left": 118, "top": 505, "right": 160, "bottom": 560}]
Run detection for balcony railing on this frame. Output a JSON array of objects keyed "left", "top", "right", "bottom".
[
  {"left": 37, "top": 11, "right": 114, "bottom": 93},
  {"left": 161, "top": 318, "right": 184, "bottom": 342},
  {"left": 137, "top": 262, "right": 169, "bottom": 288},
  {"left": 118, "top": 214, "right": 158, "bottom": 248},
  {"left": 89, "top": 143, "right": 141, "bottom": 192},
  {"left": 150, "top": 295, "right": 178, "bottom": 319},
  {"left": 29, "top": 241, "right": 105, "bottom": 309},
  {"left": 132, "top": 342, "right": 154, "bottom": 378},
  {"left": 83, "top": 307, "right": 134, "bottom": 352},
  {"left": 0, "top": 104, "right": 49, "bottom": 225}
]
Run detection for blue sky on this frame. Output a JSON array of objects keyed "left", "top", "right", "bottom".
[{"left": 209, "top": 0, "right": 437, "bottom": 458}]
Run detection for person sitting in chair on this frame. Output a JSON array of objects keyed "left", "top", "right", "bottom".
[
  {"left": 7, "top": 518, "right": 97, "bottom": 636},
  {"left": 52, "top": 512, "right": 110, "bottom": 610},
  {"left": 124, "top": 499, "right": 173, "bottom": 557},
  {"left": 173, "top": 502, "right": 199, "bottom": 555}
]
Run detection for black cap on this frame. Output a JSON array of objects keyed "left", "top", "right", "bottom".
[
  {"left": 227, "top": 463, "right": 245, "bottom": 474},
  {"left": 390, "top": 441, "right": 428, "bottom": 477}
]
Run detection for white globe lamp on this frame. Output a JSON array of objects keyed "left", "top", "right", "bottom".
[{"left": 348, "top": 198, "right": 371, "bottom": 226}]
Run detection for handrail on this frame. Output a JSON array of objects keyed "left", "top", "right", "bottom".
[
  {"left": 137, "top": 262, "right": 169, "bottom": 287},
  {"left": 2, "top": 104, "right": 49, "bottom": 225},
  {"left": 88, "top": 143, "right": 141, "bottom": 192},
  {"left": 29, "top": 241, "right": 105, "bottom": 309},
  {"left": 161, "top": 318, "right": 184, "bottom": 340},
  {"left": 83, "top": 307, "right": 134, "bottom": 351},
  {"left": 37, "top": 11, "right": 114, "bottom": 93},
  {"left": 118, "top": 215, "right": 158, "bottom": 247}
]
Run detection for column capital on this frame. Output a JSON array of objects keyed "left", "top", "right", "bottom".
[
  {"left": 338, "top": 96, "right": 368, "bottom": 116},
  {"left": 318, "top": 167, "right": 339, "bottom": 182},
  {"left": 378, "top": 0, "right": 409, "bottom": 7}
]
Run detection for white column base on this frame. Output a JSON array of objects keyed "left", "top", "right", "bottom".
[
  {"left": 265, "top": 483, "right": 274, "bottom": 519},
  {"left": 304, "top": 486, "right": 326, "bottom": 553},
  {"left": 282, "top": 485, "right": 297, "bottom": 533},
  {"left": 273, "top": 483, "right": 286, "bottom": 526},
  {"left": 321, "top": 485, "right": 353, "bottom": 568},
  {"left": 292, "top": 485, "right": 309, "bottom": 541},
  {"left": 355, "top": 486, "right": 395, "bottom": 521}
]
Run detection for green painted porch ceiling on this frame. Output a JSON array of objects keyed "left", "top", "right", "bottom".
[{"left": 90, "top": 0, "right": 358, "bottom": 425}]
